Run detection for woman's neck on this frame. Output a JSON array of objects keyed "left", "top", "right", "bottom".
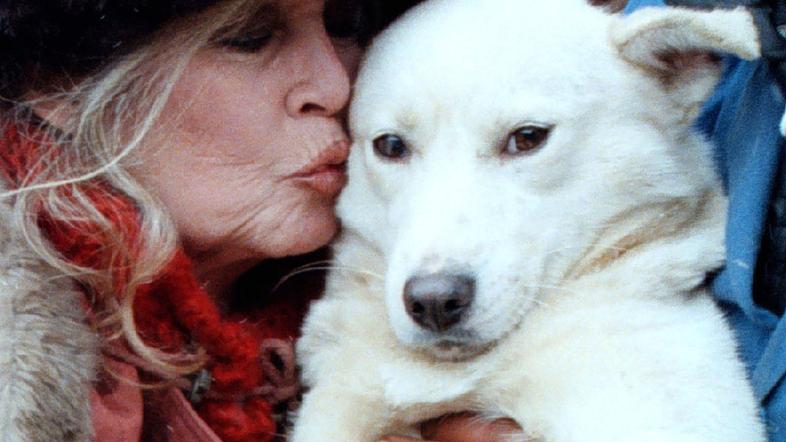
[{"left": 192, "top": 254, "right": 260, "bottom": 308}]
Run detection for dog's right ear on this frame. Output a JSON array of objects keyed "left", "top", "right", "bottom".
[
  {"left": 588, "top": 0, "right": 627, "bottom": 13},
  {"left": 611, "top": 6, "right": 760, "bottom": 117}
]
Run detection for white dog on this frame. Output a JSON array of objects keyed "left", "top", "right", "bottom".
[{"left": 292, "top": 1, "right": 766, "bottom": 440}]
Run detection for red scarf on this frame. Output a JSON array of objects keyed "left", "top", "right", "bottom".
[{"left": 0, "top": 123, "right": 313, "bottom": 442}]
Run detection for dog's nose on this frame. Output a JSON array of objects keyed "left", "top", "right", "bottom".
[{"left": 403, "top": 273, "right": 475, "bottom": 332}]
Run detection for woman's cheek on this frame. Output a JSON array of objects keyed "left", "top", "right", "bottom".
[
  {"left": 247, "top": 181, "right": 341, "bottom": 257},
  {"left": 178, "top": 176, "right": 338, "bottom": 259}
]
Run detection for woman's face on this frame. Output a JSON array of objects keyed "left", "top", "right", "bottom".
[{"left": 137, "top": 0, "right": 361, "bottom": 287}]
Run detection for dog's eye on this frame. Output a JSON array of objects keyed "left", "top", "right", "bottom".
[
  {"left": 504, "top": 125, "right": 551, "bottom": 156},
  {"left": 373, "top": 134, "right": 410, "bottom": 160}
]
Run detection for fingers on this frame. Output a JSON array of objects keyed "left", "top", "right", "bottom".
[
  {"left": 420, "top": 413, "right": 523, "bottom": 442},
  {"left": 379, "top": 413, "right": 523, "bottom": 442}
]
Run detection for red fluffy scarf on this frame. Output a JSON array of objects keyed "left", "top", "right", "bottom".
[{"left": 0, "top": 123, "right": 313, "bottom": 442}]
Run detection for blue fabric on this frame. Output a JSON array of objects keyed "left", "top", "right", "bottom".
[
  {"left": 709, "top": 58, "right": 786, "bottom": 441},
  {"left": 625, "top": 1, "right": 786, "bottom": 439}
]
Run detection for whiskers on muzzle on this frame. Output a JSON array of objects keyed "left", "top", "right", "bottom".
[{"left": 273, "top": 259, "right": 384, "bottom": 293}]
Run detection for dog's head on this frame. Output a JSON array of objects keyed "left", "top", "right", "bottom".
[{"left": 337, "top": 0, "right": 759, "bottom": 361}]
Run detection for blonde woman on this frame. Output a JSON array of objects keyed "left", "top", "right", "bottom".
[{"left": 0, "top": 0, "right": 522, "bottom": 440}]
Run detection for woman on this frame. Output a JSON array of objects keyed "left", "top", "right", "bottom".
[{"left": 0, "top": 0, "right": 520, "bottom": 440}]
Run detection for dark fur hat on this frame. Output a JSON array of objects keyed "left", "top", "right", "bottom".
[
  {"left": 0, "top": 0, "right": 425, "bottom": 103},
  {"left": 0, "top": 0, "right": 219, "bottom": 100}
]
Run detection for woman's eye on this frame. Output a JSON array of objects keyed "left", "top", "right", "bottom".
[
  {"left": 503, "top": 125, "right": 551, "bottom": 156},
  {"left": 373, "top": 134, "right": 410, "bottom": 160},
  {"left": 220, "top": 32, "right": 273, "bottom": 53}
]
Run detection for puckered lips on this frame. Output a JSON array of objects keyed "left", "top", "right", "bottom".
[{"left": 291, "top": 139, "right": 350, "bottom": 196}]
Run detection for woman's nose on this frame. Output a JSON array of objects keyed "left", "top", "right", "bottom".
[{"left": 285, "top": 26, "right": 353, "bottom": 118}]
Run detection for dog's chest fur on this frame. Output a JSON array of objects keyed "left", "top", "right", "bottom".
[{"left": 298, "top": 222, "right": 744, "bottom": 439}]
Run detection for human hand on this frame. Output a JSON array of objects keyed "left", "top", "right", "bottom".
[{"left": 379, "top": 413, "right": 523, "bottom": 442}]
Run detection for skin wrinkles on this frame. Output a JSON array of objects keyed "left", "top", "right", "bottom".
[{"left": 135, "top": 0, "right": 354, "bottom": 300}]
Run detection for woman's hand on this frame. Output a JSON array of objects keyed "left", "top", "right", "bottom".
[{"left": 380, "top": 413, "right": 523, "bottom": 442}]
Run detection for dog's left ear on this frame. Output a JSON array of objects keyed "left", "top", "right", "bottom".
[{"left": 611, "top": 6, "right": 760, "bottom": 115}]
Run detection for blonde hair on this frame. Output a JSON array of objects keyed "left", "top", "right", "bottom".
[{"left": 3, "top": 0, "right": 272, "bottom": 380}]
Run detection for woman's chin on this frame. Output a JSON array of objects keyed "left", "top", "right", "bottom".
[{"left": 265, "top": 205, "right": 340, "bottom": 258}]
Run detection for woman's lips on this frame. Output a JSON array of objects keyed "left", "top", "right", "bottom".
[
  {"left": 292, "top": 140, "right": 350, "bottom": 196},
  {"left": 298, "top": 163, "right": 347, "bottom": 196}
]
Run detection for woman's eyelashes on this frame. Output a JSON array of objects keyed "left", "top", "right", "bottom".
[
  {"left": 220, "top": 30, "right": 274, "bottom": 53},
  {"left": 215, "top": 5, "right": 281, "bottom": 54}
]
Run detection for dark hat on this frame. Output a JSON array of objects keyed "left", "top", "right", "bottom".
[
  {"left": 0, "top": 0, "right": 425, "bottom": 103},
  {"left": 0, "top": 0, "right": 220, "bottom": 100}
]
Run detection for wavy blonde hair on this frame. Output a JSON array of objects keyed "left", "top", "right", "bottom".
[{"left": 3, "top": 0, "right": 276, "bottom": 380}]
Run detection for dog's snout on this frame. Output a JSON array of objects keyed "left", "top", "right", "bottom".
[{"left": 403, "top": 273, "right": 475, "bottom": 332}]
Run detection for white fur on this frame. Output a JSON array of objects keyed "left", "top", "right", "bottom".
[
  {"left": 0, "top": 183, "right": 97, "bottom": 442},
  {"left": 293, "top": 1, "right": 765, "bottom": 441}
]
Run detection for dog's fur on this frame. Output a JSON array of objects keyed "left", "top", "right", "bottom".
[{"left": 292, "top": 1, "right": 766, "bottom": 440}]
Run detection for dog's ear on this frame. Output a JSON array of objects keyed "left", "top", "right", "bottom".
[
  {"left": 611, "top": 6, "right": 760, "bottom": 114},
  {"left": 588, "top": 0, "right": 627, "bottom": 13}
]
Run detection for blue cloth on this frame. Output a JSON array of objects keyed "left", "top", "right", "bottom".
[
  {"left": 625, "top": 1, "right": 786, "bottom": 439},
  {"left": 707, "top": 57, "right": 786, "bottom": 441}
]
